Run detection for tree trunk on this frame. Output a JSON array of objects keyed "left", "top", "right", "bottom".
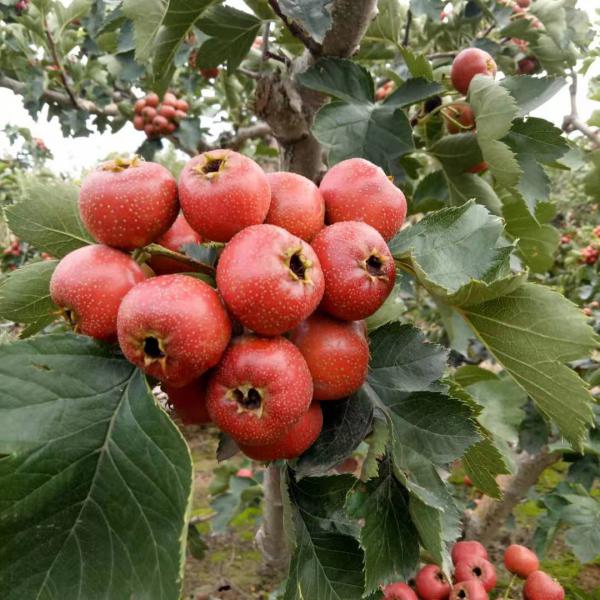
[{"left": 464, "top": 449, "right": 561, "bottom": 545}]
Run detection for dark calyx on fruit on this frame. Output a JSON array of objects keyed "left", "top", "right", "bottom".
[
  {"left": 229, "top": 385, "right": 264, "bottom": 413},
  {"left": 144, "top": 336, "right": 165, "bottom": 359}
]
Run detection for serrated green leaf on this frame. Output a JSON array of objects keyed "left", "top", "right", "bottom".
[
  {"left": 411, "top": 170, "right": 449, "bottom": 214},
  {"left": 278, "top": 0, "right": 332, "bottom": 43},
  {"left": 430, "top": 133, "right": 483, "bottom": 175},
  {"left": 399, "top": 48, "right": 433, "bottom": 80},
  {"left": 297, "top": 58, "right": 373, "bottom": 104},
  {"left": 444, "top": 171, "right": 503, "bottom": 215},
  {"left": 360, "top": 414, "right": 389, "bottom": 481},
  {"left": 0, "top": 334, "right": 193, "bottom": 600},
  {"left": 5, "top": 179, "right": 93, "bottom": 258},
  {"left": 469, "top": 75, "right": 518, "bottom": 140},
  {"left": 478, "top": 138, "right": 521, "bottom": 187},
  {"left": 500, "top": 76, "right": 566, "bottom": 116},
  {"left": 504, "top": 117, "right": 569, "bottom": 164},
  {"left": 384, "top": 78, "right": 443, "bottom": 107},
  {"left": 462, "top": 438, "right": 510, "bottom": 499},
  {"left": 346, "top": 458, "right": 419, "bottom": 594},
  {"left": 313, "top": 101, "right": 414, "bottom": 173},
  {"left": 461, "top": 284, "right": 598, "bottom": 450},
  {"left": 0, "top": 259, "right": 57, "bottom": 326},
  {"left": 284, "top": 474, "right": 364, "bottom": 600}
]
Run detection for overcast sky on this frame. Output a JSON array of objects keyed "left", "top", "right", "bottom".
[{"left": 0, "top": 0, "right": 598, "bottom": 177}]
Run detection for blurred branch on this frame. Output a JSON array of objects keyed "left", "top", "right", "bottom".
[
  {"left": 402, "top": 10, "right": 412, "bottom": 47},
  {"left": 563, "top": 70, "right": 600, "bottom": 148},
  {"left": 223, "top": 123, "right": 272, "bottom": 150},
  {"left": 267, "top": 0, "right": 322, "bottom": 55}
]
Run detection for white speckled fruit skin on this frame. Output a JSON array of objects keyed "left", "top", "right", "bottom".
[
  {"left": 217, "top": 224, "right": 325, "bottom": 336},
  {"left": 50, "top": 244, "right": 146, "bottom": 341},
  {"left": 319, "top": 158, "right": 407, "bottom": 241},
  {"left": 117, "top": 274, "right": 232, "bottom": 387},
  {"left": 311, "top": 221, "right": 396, "bottom": 321},
  {"left": 265, "top": 172, "right": 325, "bottom": 241},
  {"left": 179, "top": 149, "right": 271, "bottom": 242},
  {"left": 79, "top": 161, "right": 179, "bottom": 250},
  {"left": 206, "top": 335, "right": 313, "bottom": 446}
]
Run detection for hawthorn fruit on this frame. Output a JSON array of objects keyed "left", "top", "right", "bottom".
[
  {"left": 164, "top": 378, "right": 211, "bottom": 425},
  {"left": 451, "top": 541, "right": 489, "bottom": 565},
  {"left": 382, "top": 581, "right": 418, "bottom": 599},
  {"left": 415, "top": 564, "right": 451, "bottom": 600},
  {"left": 503, "top": 544, "right": 539, "bottom": 579},
  {"left": 451, "top": 48, "right": 497, "bottom": 95},
  {"left": 449, "top": 580, "right": 488, "bottom": 600},
  {"left": 443, "top": 103, "right": 476, "bottom": 134},
  {"left": 523, "top": 571, "right": 564, "bottom": 600},
  {"left": 454, "top": 557, "right": 497, "bottom": 592}
]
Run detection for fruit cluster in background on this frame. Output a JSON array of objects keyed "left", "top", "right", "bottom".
[
  {"left": 49, "top": 150, "right": 407, "bottom": 461},
  {"left": 383, "top": 540, "right": 564, "bottom": 600},
  {"left": 132, "top": 92, "right": 189, "bottom": 140}
]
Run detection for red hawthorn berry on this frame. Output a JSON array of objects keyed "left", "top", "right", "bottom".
[
  {"left": 133, "top": 115, "right": 145, "bottom": 131},
  {"left": 319, "top": 158, "right": 407, "bottom": 241},
  {"left": 179, "top": 149, "right": 271, "bottom": 243},
  {"left": 467, "top": 161, "right": 488, "bottom": 174},
  {"left": 335, "top": 457, "right": 359, "bottom": 474},
  {"left": 560, "top": 234, "right": 572, "bottom": 244},
  {"left": 415, "top": 564, "right": 451, "bottom": 600},
  {"left": 50, "top": 244, "right": 146, "bottom": 341},
  {"left": 265, "top": 172, "right": 325, "bottom": 242},
  {"left": 158, "top": 104, "right": 177, "bottom": 120},
  {"left": 382, "top": 581, "right": 418, "bottom": 600},
  {"left": 463, "top": 475, "right": 473, "bottom": 486},
  {"left": 144, "top": 123, "right": 156, "bottom": 138},
  {"left": 166, "top": 122, "right": 177, "bottom": 134},
  {"left": 503, "top": 544, "right": 539, "bottom": 578},
  {"left": 206, "top": 335, "right": 313, "bottom": 446},
  {"left": 512, "top": 4, "right": 525, "bottom": 16},
  {"left": 593, "top": 225, "right": 600, "bottom": 238},
  {"left": 449, "top": 580, "right": 488, "bottom": 600},
  {"left": 238, "top": 402, "right": 323, "bottom": 460},
  {"left": 174, "top": 109, "right": 187, "bottom": 122},
  {"left": 117, "top": 274, "right": 232, "bottom": 387},
  {"left": 289, "top": 313, "right": 369, "bottom": 400},
  {"left": 451, "top": 48, "right": 497, "bottom": 95},
  {"left": 518, "top": 57, "right": 539, "bottom": 75},
  {"left": 517, "top": 0, "right": 530, "bottom": 6},
  {"left": 523, "top": 571, "right": 564, "bottom": 600},
  {"left": 201, "top": 67, "right": 220, "bottom": 79},
  {"left": 164, "top": 377, "right": 211, "bottom": 424},
  {"left": 236, "top": 468, "right": 253, "bottom": 478},
  {"left": 141, "top": 106, "right": 157, "bottom": 121},
  {"left": 175, "top": 99, "right": 189, "bottom": 112},
  {"left": 79, "top": 157, "right": 179, "bottom": 250},
  {"left": 583, "top": 307, "right": 593, "bottom": 316},
  {"left": 162, "top": 92, "right": 177, "bottom": 106},
  {"left": 148, "top": 213, "right": 202, "bottom": 275},
  {"left": 443, "top": 102, "right": 476, "bottom": 134},
  {"left": 451, "top": 541, "right": 489, "bottom": 565},
  {"left": 144, "top": 92, "right": 160, "bottom": 107},
  {"left": 311, "top": 221, "right": 396, "bottom": 321},
  {"left": 580, "top": 245, "right": 599, "bottom": 265},
  {"left": 134, "top": 98, "right": 146, "bottom": 114},
  {"left": 511, "top": 38, "right": 529, "bottom": 52},
  {"left": 152, "top": 115, "right": 169, "bottom": 131},
  {"left": 216, "top": 224, "right": 325, "bottom": 336},
  {"left": 454, "top": 557, "right": 497, "bottom": 592},
  {"left": 375, "top": 81, "right": 395, "bottom": 101}
]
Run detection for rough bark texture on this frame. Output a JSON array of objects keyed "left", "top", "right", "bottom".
[
  {"left": 254, "top": 0, "right": 378, "bottom": 568},
  {"left": 464, "top": 450, "right": 561, "bottom": 545}
]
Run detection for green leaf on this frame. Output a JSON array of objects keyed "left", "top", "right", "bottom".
[
  {"left": 313, "top": 101, "right": 414, "bottom": 173},
  {"left": 278, "top": 0, "right": 332, "bottom": 43},
  {"left": 504, "top": 117, "right": 569, "bottom": 164},
  {"left": 477, "top": 137, "right": 521, "bottom": 187},
  {"left": 298, "top": 58, "right": 374, "bottom": 103},
  {"left": 444, "top": 171, "right": 502, "bottom": 215},
  {"left": 502, "top": 192, "right": 559, "bottom": 272},
  {"left": 500, "top": 76, "right": 566, "bottom": 116},
  {"left": 390, "top": 201, "right": 515, "bottom": 302},
  {"left": 411, "top": 170, "right": 449, "bottom": 214},
  {"left": 561, "top": 494, "right": 600, "bottom": 564},
  {"left": 461, "top": 284, "right": 598, "bottom": 450},
  {"left": 360, "top": 415, "right": 389, "bottom": 481},
  {"left": 5, "top": 179, "right": 93, "bottom": 258},
  {"left": 284, "top": 474, "right": 364, "bottom": 600},
  {"left": 196, "top": 5, "right": 262, "bottom": 73},
  {"left": 384, "top": 78, "right": 443, "bottom": 107},
  {"left": 514, "top": 154, "right": 550, "bottom": 212},
  {"left": 430, "top": 133, "right": 484, "bottom": 175},
  {"left": 294, "top": 395, "right": 374, "bottom": 478},
  {"left": 399, "top": 48, "right": 434, "bottom": 80},
  {"left": 346, "top": 458, "right": 419, "bottom": 594},
  {"left": 462, "top": 438, "right": 510, "bottom": 499},
  {"left": 469, "top": 75, "right": 518, "bottom": 140},
  {"left": 0, "top": 334, "right": 193, "bottom": 599},
  {"left": 0, "top": 259, "right": 57, "bottom": 327}
]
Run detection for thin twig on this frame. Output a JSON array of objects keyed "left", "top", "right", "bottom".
[
  {"left": 479, "top": 23, "right": 495, "bottom": 38},
  {"left": 265, "top": 50, "right": 290, "bottom": 65},
  {"left": 237, "top": 67, "right": 261, "bottom": 80},
  {"left": 267, "top": 0, "right": 322, "bottom": 55},
  {"left": 43, "top": 19, "right": 79, "bottom": 110},
  {"left": 562, "top": 69, "right": 600, "bottom": 148},
  {"left": 262, "top": 20, "right": 271, "bottom": 61},
  {"left": 402, "top": 10, "right": 412, "bottom": 47},
  {"left": 189, "top": 513, "right": 215, "bottom": 525}
]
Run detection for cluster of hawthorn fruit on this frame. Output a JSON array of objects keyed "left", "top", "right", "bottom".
[
  {"left": 49, "top": 149, "right": 407, "bottom": 460},
  {"left": 132, "top": 92, "right": 189, "bottom": 140},
  {"left": 383, "top": 540, "right": 564, "bottom": 600}
]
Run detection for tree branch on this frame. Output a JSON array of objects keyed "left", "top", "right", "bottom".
[
  {"left": 0, "top": 75, "right": 119, "bottom": 116},
  {"left": 221, "top": 123, "right": 272, "bottom": 150},
  {"left": 562, "top": 70, "right": 600, "bottom": 148},
  {"left": 402, "top": 10, "right": 412, "bottom": 47},
  {"left": 267, "top": 0, "right": 322, "bottom": 55}
]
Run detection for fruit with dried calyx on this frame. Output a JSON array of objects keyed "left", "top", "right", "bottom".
[{"left": 451, "top": 48, "right": 497, "bottom": 95}]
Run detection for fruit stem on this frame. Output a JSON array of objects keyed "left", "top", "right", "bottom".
[
  {"left": 503, "top": 573, "right": 517, "bottom": 600},
  {"left": 144, "top": 243, "right": 216, "bottom": 276}
]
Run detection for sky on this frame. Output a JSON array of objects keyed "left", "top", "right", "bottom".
[{"left": 0, "top": 0, "right": 598, "bottom": 177}]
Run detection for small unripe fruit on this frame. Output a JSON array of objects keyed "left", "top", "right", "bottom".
[
  {"left": 117, "top": 274, "right": 231, "bottom": 387},
  {"left": 206, "top": 335, "right": 313, "bottom": 445},
  {"left": 451, "top": 48, "right": 497, "bottom": 95},
  {"left": 144, "top": 92, "right": 160, "bottom": 107},
  {"left": 452, "top": 541, "right": 488, "bottom": 565},
  {"left": 415, "top": 564, "right": 451, "bottom": 600},
  {"left": 238, "top": 402, "right": 323, "bottom": 460},
  {"left": 503, "top": 544, "right": 539, "bottom": 578},
  {"left": 319, "top": 158, "right": 407, "bottom": 241},
  {"left": 164, "top": 378, "right": 211, "bottom": 424},
  {"left": 50, "top": 244, "right": 146, "bottom": 341},
  {"left": 179, "top": 149, "right": 271, "bottom": 243},
  {"left": 443, "top": 103, "right": 476, "bottom": 134},
  {"left": 265, "top": 172, "right": 325, "bottom": 242},
  {"left": 383, "top": 581, "right": 418, "bottom": 600},
  {"left": 449, "top": 580, "right": 488, "bottom": 600},
  {"left": 523, "top": 571, "right": 564, "bottom": 600},
  {"left": 289, "top": 313, "right": 369, "bottom": 400},
  {"left": 148, "top": 213, "right": 202, "bottom": 275},
  {"left": 158, "top": 104, "right": 177, "bottom": 120},
  {"left": 79, "top": 157, "right": 179, "bottom": 250},
  {"left": 311, "top": 221, "right": 396, "bottom": 321},
  {"left": 454, "top": 557, "right": 496, "bottom": 592},
  {"left": 217, "top": 224, "right": 325, "bottom": 335}
]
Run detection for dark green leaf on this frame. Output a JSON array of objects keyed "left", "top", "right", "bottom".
[
  {"left": 411, "top": 170, "right": 449, "bottom": 214},
  {"left": 500, "top": 76, "right": 566, "bottom": 116},
  {"left": 385, "top": 78, "right": 443, "bottom": 107},
  {"left": 462, "top": 438, "right": 510, "bottom": 499},
  {"left": 504, "top": 117, "right": 569, "bottom": 164},
  {"left": 0, "top": 334, "right": 192, "bottom": 599}
]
